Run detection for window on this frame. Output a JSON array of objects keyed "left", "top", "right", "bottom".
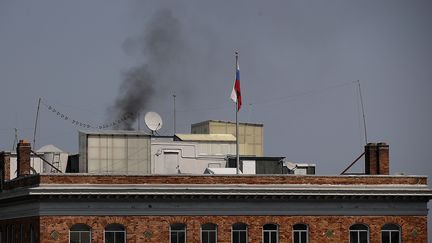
[
  {"left": 381, "top": 224, "right": 401, "bottom": 243},
  {"left": 263, "top": 224, "right": 278, "bottom": 243},
  {"left": 170, "top": 223, "right": 186, "bottom": 243},
  {"left": 104, "top": 224, "right": 125, "bottom": 243},
  {"left": 293, "top": 224, "right": 308, "bottom": 243},
  {"left": 232, "top": 223, "right": 247, "bottom": 243},
  {"left": 349, "top": 224, "right": 369, "bottom": 243},
  {"left": 201, "top": 223, "right": 217, "bottom": 243},
  {"left": 30, "top": 224, "right": 35, "bottom": 243},
  {"left": 70, "top": 224, "right": 91, "bottom": 243}
]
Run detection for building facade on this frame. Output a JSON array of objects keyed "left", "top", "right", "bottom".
[{"left": 0, "top": 141, "right": 431, "bottom": 243}]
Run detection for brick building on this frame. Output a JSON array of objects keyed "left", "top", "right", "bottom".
[{"left": 0, "top": 140, "right": 431, "bottom": 243}]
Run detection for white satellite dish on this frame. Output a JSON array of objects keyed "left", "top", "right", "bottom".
[{"left": 144, "top": 111, "right": 163, "bottom": 133}]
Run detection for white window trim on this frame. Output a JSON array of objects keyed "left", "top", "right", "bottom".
[
  {"left": 200, "top": 225, "right": 217, "bottom": 243},
  {"left": 292, "top": 226, "right": 308, "bottom": 243},
  {"left": 262, "top": 225, "right": 279, "bottom": 243},
  {"left": 349, "top": 225, "right": 370, "bottom": 243},
  {"left": 69, "top": 230, "right": 92, "bottom": 243},
  {"left": 231, "top": 225, "right": 248, "bottom": 243},
  {"left": 104, "top": 230, "right": 126, "bottom": 243},
  {"left": 381, "top": 229, "right": 401, "bottom": 243},
  {"left": 169, "top": 224, "right": 187, "bottom": 243}
]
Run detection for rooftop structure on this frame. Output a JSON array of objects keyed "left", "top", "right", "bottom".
[{"left": 191, "top": 120, "right": 264, "bottom": 156}]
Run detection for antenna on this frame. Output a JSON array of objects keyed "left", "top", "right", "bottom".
[
  {"left": 144, "top": 111, "right": 163, "bottom": 135},
  {"left": 173, "top": 93, "right": 176, "bottom": 135},
  {"left": 33, "top": 97, "right": 41, "bottom": 149},
  {"left": 12, "top": 128, "right": 18, "bottom": 151},
  {"left": 357, "top": 80, "right": 368, "bottom": 145}
]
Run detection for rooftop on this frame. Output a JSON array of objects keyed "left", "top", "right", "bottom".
[
  {"left": 175, "top": 133, "right": 236, "bottom": 142},
  {"left": 1, "top": 174, "right": 431, "bottom": 202}
]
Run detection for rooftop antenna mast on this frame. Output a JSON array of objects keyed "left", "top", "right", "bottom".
[
  {"left": 357, "top": 80, "right": 368, "bottom": 144},
  {"left": 173, "top": 93, "right": 176, "bottom": 135},
  {"left": 12, "top": 128, "right": 18, "bottom": 151},
  {"left": 33, "top": 97, "right": 41, "bottom": 149}
]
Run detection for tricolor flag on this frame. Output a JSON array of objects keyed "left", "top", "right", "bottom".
[{"left": 230, "top": 53, "right": 242, "bottom": 111}]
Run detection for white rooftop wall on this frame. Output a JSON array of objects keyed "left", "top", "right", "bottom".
[
  {"left": 151, "top": 140, "right": 229, "bottom": 174},
  {"left": 78, "top": 131, "right": 235, "bottom": 175}
]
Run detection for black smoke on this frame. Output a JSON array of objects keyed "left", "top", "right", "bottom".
[{"left": 108, "top": 8, "right": 188, "bottom": 130}]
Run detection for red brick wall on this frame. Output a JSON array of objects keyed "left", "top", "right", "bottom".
[
  {"left": 0, "top": 151, "right": 11, "bottom": 181},
  {"left": 365, "top": 143, "right": 378, "bottom": 175},
  {"left": 16, "top": 140, "right": 31, "bottom": 177},
  {"left": 35, "top": 215, "right": 427, "bottom": 243},
  {"left": 365, "top": 143, "right": 390, "bottom": 175},
  {"left": 3, "top": 174, "right": 427, "bottom": 190},
  {"left": 378, "top": 143, "right": 390, "bottom": 175}
]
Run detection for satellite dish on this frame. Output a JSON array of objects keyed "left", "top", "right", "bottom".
[{"left": 144, "top": 111, "right": 163, "bottom": 133}]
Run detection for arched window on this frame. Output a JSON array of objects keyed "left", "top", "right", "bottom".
[
  {"left": 263, "top": 224, "right": 278, "bottom": 243},
  {"left": 104, "top": 224, "right": 125, "bottom": 243},
  {"left": 349, "top": 224, "right": 369, "bottom": 243},
  {"left": 293, "top": 224, "right": 308, "bottom": 243},
  {"left": 70, "top": 224, "right": 91, "bottom": 243},
  {"left": 232, "top": 223, "right": 247, "bottom": 243},
  {"left": 201, "top": 223, "right": 217, "bottom": 243},
  {"left": 381, "top": 224, "right": 401, "bottom": 243},
  {"left": 170, "top": 223, "right": 186, "bottom": 243}
]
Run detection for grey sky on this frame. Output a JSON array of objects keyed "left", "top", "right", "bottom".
[{"left": 1, "top": 0, "right": 431, "bottom": 235}]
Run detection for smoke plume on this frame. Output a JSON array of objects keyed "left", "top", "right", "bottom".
[{"left": 109, "top": 8, "right": 188, "bottom": 130}]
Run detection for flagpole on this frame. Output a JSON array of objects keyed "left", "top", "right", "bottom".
[
  {"left": 235, "top": 52, "right": 240, "bottom": 175},
  {"left": 236, "top": 103, "right": 239, "bottom": 174}
]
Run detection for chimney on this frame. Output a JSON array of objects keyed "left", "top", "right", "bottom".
[
  {"left": 17, "top": 139, "right": 31, "bottom": 177},
  {"left": 365, "top": 142, "right": 389, "bottom": 175},
  {"left": 0, "top": 151, "right": 11, "bottom": 190}
]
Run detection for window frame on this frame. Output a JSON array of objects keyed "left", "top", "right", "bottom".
[
  {"left": 262, "top": 224, "right": 279, "bottom": 243},
  {"left": 292, "top": 224, "right": 308, "bottom": 243},
  {"left": 169, "top": 223, "right": 187, "bottom": 243},
  {"left": 349, "top": 224, "right": 369, "bottom": 243},
  {"left": 104, "top": 224, "right": 126, "bottom": 243},
  {"left": 231, "top": 223, "right": 248, "bottom": 243},
  {"left": 381, "top": 224, "right": 401, "bottom": 243},
  {"left": 69, "top": 223, "right": 92, "bottom": 243},
  {"left": 201, "top": 223, "right": 217, "bottom": 243}
]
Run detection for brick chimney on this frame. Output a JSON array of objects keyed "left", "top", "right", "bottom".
[
  {"left": 17, "top": 139, "right": 31, "bottom": 177},
  {"left": 365, "top": 142, "right": 389, "bottom": 175},
  {"left": 0, "top": 151, "right": 11, "bottom": 190}
]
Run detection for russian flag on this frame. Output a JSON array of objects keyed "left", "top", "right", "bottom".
[{"left": 230, "top": 55, "right": 242, "bottom": 111}]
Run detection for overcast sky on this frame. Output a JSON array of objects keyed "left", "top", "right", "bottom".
[{"left": 1, "top": 0, "right": 431, "bottom": 234}]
